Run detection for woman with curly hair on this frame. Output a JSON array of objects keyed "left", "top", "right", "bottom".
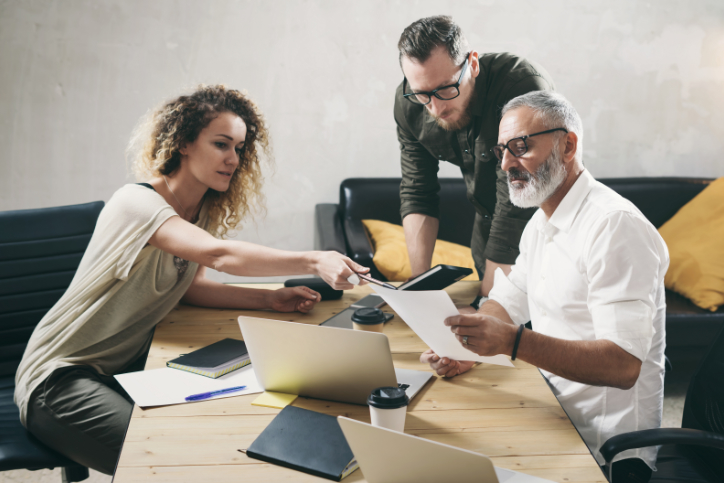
[{"left": 14, "top": 85, "right": 367, "bottom": 475}]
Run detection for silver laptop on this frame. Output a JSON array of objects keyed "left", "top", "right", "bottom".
[
  {"left": 337, "top": 417, "right": 555, "bottom": 483},
  {"left": 237, "top": 316, "right": 432, "bottom": 405}
]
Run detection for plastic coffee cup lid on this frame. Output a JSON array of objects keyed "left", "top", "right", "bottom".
[
  {"left": 351, "top": 307, "right": 386, "bottom": 325},
  {"left": 367, "top": 386, "right": 409, "bottom": 409}
]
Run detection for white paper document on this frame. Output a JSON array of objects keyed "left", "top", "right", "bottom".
[
  {"left": 115, "top": 365, "right": 263, "bottom": 408},
  {"left": 371, "top": 286, "right": 514, "bottom": 367}
]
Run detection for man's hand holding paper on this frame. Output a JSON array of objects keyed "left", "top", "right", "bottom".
[{"left": 369, "top": 285, "right": 513, "bottom": 368}]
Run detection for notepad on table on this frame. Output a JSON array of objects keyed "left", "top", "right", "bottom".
[
  {"left": 252, "top": 391, "right": 298, "bottom": 409},
  {"left": 245, "top": 406, "right": 358, "bottom": 481},
  {"left": 166, "top": 338, "right": 250, "bottom": 378}
]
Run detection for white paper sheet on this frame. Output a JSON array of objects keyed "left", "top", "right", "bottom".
[
  {"left": 115, "top": 365, "right": 263, "bottom": 407},
  {"left": 371, "top": 286, "right": 514, "bottom": 367}
]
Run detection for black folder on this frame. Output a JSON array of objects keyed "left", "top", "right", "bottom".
[
  {"left": 245, "top": 406, "right": 358, "bottom": 481},
  {"left": 397, "top": 264, "right": 473, "bottom": 291}
]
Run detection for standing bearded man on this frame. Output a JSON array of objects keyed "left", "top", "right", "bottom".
[{"left": 395, "top": 15, "right": 555, "bottom": 307}]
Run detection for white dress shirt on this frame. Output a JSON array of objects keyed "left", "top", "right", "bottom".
[{"left": 489, "top": 169, "right": 668, "bottom": 469}]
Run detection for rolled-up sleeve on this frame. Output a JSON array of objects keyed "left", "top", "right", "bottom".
[
  {"left": 484, "top": 75, "right": 554, "bottom": 264},
  {"left": 585, "top": 212, "right": 663, "bottom": 362},
  {"left": 489, "top": 227, "right": 531, "bottom": 326},
  {"left": 395, "top": 96, "right": 441, "bottom": 221}
]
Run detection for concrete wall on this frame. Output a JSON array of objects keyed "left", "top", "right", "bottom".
[{"left": 2, "top": 0, "right": 723, "bottom": 281}]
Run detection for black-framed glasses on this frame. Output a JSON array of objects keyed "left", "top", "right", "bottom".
[
  {"left": 403, "top": 54, "right": 469, "bottom": 105},
  {"left": 491, "top": 128, "right": 569, "bottom": 161}
]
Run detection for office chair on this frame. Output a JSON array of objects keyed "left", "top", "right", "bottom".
[
  {"left": 600, "top": 325, "right": 724, "bottom": 482},
  {"left": 0, "top": 200, "right": 104, "bottom": 482}
]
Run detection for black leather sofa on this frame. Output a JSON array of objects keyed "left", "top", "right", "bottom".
[{"left": 314, "top": 177, "right": 724, "bottom": 353}]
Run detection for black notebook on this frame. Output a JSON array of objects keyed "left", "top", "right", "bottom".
[
  {"left": 166, "top": 338, "right": 250, "bottom": 379},
  {"left": 245, "top": 406, "right": 358, "bottom": 481}
]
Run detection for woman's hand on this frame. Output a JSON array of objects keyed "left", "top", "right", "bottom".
[
  {"left": 420, "top": 349, "right": 476, "bottom": 378},
  {"left": 268, "top": 286, "right": 321, "bottom": 313},
  {"left": 312, "top": 251, "right": 369, "bottom": 290}
]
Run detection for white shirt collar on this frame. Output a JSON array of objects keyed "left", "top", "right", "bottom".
[{"left": 537, "top": 169, "right": 595, "bottom": 235}]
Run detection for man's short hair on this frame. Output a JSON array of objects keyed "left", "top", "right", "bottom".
[
  {"left": 398, "top": 16, "right": 469, "bottom": 65},
  {"left": 502, "top": 91, "right": 584, "bottom": 162}
]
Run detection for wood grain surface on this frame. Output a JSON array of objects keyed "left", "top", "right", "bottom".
[{"left": 114, "top": 282, "right": 605, "bottom": 482}]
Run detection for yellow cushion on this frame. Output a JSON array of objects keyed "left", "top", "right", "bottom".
[
  {"left": 361, "top": 219, "right": 478, "bottom": 282},
  {"left": 658, "top": 177, "right": 724, "bottom": 311}
]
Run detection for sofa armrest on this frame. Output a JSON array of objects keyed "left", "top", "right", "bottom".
[
  {"left": 314, "top": 204, "right": 346, "bottom": 254},
  {"left": 343, "top": 218, "right": 386, "bottom": 281}
]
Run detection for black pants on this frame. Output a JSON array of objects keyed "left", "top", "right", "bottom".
[{"left": 602, "top": 457, "right": 653, "bottom": 483}]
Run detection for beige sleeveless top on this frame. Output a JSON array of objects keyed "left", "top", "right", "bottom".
[{"left": 15, "top": 184, "right": 210, "bottom": 425}]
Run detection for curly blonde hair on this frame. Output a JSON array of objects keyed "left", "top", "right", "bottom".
[{"left": 130, "top": 85, "right": 271, "bottom": 238}]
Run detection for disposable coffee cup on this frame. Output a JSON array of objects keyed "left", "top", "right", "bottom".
[
  {"left": 367, "top": 386, "right": 409, "bottom": 432},
  {"left": 352, "top": 307, "right": 385, "bottom": 332}
]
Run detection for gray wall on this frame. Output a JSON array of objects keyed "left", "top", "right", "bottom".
[{"left": 2, "top": 0, "right": 723, "bottom": 281}]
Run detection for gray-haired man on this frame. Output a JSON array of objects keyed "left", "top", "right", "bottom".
[{"left": 422, "top": 91, "right": 668, "bottom": 483}]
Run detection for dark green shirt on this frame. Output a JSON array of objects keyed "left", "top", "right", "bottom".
[{"left": 395, "top": 52, "right": 555, "bottom": 265}]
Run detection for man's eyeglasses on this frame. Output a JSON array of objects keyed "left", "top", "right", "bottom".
[
  {"left": 403, "top": 55, "right": 469, "bottom": 105},
  {"left": 491, "top": 128, "right": 569, "bottom": 161}
]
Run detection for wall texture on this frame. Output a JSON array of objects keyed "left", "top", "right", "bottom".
[{"left": 1, "top": 0, "right": 723, "bottom": 281}]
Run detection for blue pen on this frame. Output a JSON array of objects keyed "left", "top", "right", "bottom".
[{"left": 185, "top": 385, "right": 247, "bottom": 402}]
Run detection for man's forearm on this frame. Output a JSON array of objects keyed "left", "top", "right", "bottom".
[
  {"left": 402, "top": 213, "right": 439, "bottom": 276},
  {"left": 476, "top": 301, "right": 641, "bottom": 389},
  {"left": 515, "top": 331, "right": 642, "bottom": 390}
]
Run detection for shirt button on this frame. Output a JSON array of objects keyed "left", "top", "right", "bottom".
[
  {"left": 541, "top": 309, "right": 547, "bottom": 316},
  {"left": 464, "top": 149, "right": 469, "bottom": 153}
]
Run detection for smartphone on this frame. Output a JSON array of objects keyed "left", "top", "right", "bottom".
[
  {"left": 350, "top": 293, "right": 387, "bottom": 309},
  {"left": 320, "top": 307, "right": 394, "bottom": 329}
]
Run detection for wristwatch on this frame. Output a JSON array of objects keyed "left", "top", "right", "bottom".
[{"left": 470, "top": 295, "right": 489, "bottom": 310}]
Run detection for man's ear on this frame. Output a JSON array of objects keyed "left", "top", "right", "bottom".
[
  {"left": 563, "top": 131, "right": 578, "bottom": 164},
  {"left": 469, "top": 50, "right": 480, "bottom": 79}
]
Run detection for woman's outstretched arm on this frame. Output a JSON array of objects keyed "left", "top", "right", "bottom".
[{"left": 149, "top": 215, "right": 367, "bottom": 290}]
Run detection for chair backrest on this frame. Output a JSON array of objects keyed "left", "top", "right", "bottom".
[
  {"left": 340, "top": 178, "right": 476, "bottom": 247},
  {"left": 682, "top": 325, "right": 724, "bottom": 478},
  {"left": 0, "top": 201, "right": 104, "bottom": 377}
]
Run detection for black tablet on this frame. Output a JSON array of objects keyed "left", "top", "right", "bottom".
[{"left": 397, "top": 264, "right": 473, "bottom": 291}]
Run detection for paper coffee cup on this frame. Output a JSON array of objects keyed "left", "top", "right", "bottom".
[
  {"left": 368, "top": 386, "right": 409, "bottom": 432},
  {"left": 351, "top": 307, "right": 385, "bottom": 332}
]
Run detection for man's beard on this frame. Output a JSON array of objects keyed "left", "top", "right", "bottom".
[
  {"left": 507, "top": 145, "right": 568, "bottom": 208},
  {"left": 427, "top": 91, "right": 476, "bottom": 132}
]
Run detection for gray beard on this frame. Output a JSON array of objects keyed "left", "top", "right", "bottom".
[{"left": 507, "top": 147, "right": 568, "bottom": 208}]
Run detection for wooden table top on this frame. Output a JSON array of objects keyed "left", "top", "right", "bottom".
[{"left": 114, "top": 282, "right": 605, "bottom": 483}]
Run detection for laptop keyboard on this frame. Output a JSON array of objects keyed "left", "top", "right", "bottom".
[{"left": 398, "top": 383, "right": 410, "bottom": 390}]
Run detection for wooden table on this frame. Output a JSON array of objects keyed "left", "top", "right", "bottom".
[{"left": 114, "top": 282, "right": 605, "bottom": 482}]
